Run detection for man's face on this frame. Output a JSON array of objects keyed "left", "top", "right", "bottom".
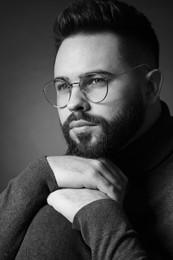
[{"left": 54, "top": 33, "right": 146, "bottom": 158}]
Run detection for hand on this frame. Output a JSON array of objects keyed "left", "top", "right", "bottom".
[
  {"left": 47, "top": 156, "right": 128, "bottom": 202},
  {"left": 47, "top": 188, "right": 110, "bottom": 223}
]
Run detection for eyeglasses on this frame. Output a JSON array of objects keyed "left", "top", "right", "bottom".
[{"left": 43, "top": 63, "right": 151, "bottom": 108}]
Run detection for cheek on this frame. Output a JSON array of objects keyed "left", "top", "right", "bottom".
[
  {"left": 58, "top": 108, "right": 70, "bottom": 125},
  {"left": 90, "top": 102, "right": 120, "bottom": 121},
  {"left": 92, "top": 92, "right": 136, "bottom": 121},
  {"left": 102, "top": 85, "right": 141, "bottom": 114},
  {"left": 107, "top": 83, "right": 134, "bottom": 103}
]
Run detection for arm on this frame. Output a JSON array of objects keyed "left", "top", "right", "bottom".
[
  {"left": 0, "top": 157, "right": 58, "bottom": 259},
  {"left": 0, "top": 155, "right": 122, "bottom": 259},
  {"left": 48, "top": 188, "right": 149, "bottom": 260},
  {"left": 0, "top": 155, "right": 124, "bottom": 259},
  {"left": 48, "top": 156, "right": 146, "bottom": 259},
  {"left": 73, "top": 199, "right": 148, "bottom": 260}
]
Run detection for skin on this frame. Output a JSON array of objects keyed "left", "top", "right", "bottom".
[
  {"left": 47, "top": 32, "right": 163, "bottom": 222},
  {"left": 54, "top": 32, "right": 162, "bottom": 146}
]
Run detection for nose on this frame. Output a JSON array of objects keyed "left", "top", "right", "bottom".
[{"left": 67, "top": 85, "right": 90, "bottom": 112}]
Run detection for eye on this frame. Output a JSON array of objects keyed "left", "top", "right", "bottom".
[
  {"left": 55, "top": 81, "right": 70, "bottom": 92},
  {"left": 88, "top": 77, "right": 107, "bottom": 87}
]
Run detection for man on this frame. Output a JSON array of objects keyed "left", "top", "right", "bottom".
[{"left": 0, "top": 0, "right": 173, "bottom": 259}]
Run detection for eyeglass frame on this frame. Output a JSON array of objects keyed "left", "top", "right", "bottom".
[{"left": 43, "top": 63, "right": 151, "bottom": 108}]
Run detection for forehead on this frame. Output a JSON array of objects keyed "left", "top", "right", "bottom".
[{"left": 54, "top": 33, "right": 127, "bottom": 78}]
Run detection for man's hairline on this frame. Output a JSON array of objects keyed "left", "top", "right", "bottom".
[{"left": 55, "top": 30, "right": 157, "bottom": 69}]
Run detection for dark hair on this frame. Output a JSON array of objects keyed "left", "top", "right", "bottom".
[{"left": 53, "top": 0, "right": 159, "bottom": 67}]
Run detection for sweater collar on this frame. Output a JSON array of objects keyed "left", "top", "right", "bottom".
[{"left": 114, "top": 101, "right": 173, "bottom": 179}]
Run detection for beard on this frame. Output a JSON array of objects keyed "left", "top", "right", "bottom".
[{"left": 61, "top": 92, "right": 145, "bottom": 159}]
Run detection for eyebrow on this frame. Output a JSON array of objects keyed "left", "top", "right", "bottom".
[{"left": 54, "top": 69, "right": 114, "bottom": 81}]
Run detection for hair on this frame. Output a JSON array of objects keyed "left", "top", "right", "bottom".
[{"left": 53, "top": 0, "right": 159, "bottom": 68}]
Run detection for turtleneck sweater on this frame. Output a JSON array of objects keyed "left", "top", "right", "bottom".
[{"left": 0, "top": 101, "right": 173, "bottom": 259}]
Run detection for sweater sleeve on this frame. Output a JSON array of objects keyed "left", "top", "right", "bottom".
[
  {"left": 0, "top": 156, "right": 58, "bottom": 260},
  {"left": 73, "top": 199, "right": 148, "bottom": 260}
]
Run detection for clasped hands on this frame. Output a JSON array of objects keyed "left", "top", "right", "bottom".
[{"left": 47, "top": 156, "right": 128, "bottom": 223}]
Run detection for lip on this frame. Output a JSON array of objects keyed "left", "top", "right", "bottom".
[{"left": 69, "top": 120, "right": 96, "bottom": 129}]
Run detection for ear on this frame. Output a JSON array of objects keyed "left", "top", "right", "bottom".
[{"left": 145, "top": 69, "right": 163, "bottom": 104}]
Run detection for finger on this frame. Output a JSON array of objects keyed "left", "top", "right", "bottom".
[
  {"left": 83, "top": 159, "right": 122, "bottom": 193},
  {"left": 99, "top": 158, "right": 128, "bottom": 183},
  {"left": 94, "top": 173, "right": 121, "bottom": 201},
  {"left": 91, "top": 159, "right": 121, "bottom": 188}
]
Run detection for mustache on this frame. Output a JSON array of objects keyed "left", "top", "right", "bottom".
[{"left": 63, "top": 112, "right": 106, "bottom": 127}]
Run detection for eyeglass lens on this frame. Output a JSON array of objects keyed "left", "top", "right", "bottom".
[{"left": 44, "top": 74, "right": 108, "bottom": 108}]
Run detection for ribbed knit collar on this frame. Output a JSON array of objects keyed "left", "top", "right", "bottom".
[{"left": 114, "top": 101, "right": 173, "bottom": 179}]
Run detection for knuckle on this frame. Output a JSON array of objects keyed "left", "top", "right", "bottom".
[
  {"left": 101, "top": 178, "right": 112, "bottom": 190},
  {"left": 108, "top": 183, "right": 116, "bottom": 193},
  {"left": 99, "top": 158, "right": 107, "bottom": 164},
  {"left": 92, "top": 159, "right": 103, "bottom": 169},
  {"left": 87, "top": 169, "right": 99, "bottom": 186},
  {"left": 92, "top": 171, "right": 100, "bottom": 182}
]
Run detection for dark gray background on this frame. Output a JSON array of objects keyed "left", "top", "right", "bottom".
[{"left": 1, "top": 0, "right": 173, "bottom": 192}]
